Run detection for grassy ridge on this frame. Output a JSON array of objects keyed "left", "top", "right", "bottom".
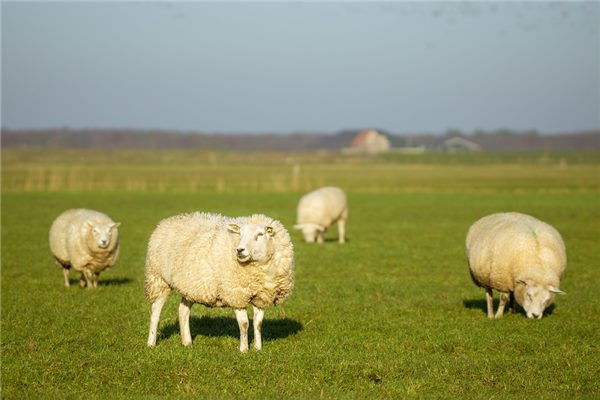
[
  {"left": 2, "top": 149, "right": 599, "bottom": 193},
  {"left": 1, "top": 150, "right": 599, "bottom": 398}
]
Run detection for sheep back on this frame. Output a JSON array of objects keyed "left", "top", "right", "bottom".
[
  {"left": 145, "top": 212, "right": 294, "bottom": 310},
  {"left": 466, "top": 212, "right": 566, "bottom": 293},
  {"left": 296, "top": 186, "right": 347, "bottom": 227}
]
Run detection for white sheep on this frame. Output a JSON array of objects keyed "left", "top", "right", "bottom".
[
  {"left": 49, "top": 208, "right": 120, "bottom": 288},
  {"left": 144, "top": 212, "right": 294, "bottom": 352},
  {"left": 294, "top": 186, "right": 348, "bottom": 243},
  {"left": 466, "top": 212, "right": 566, "bottom": 319}
]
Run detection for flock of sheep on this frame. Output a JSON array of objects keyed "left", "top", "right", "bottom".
[{"left": 49, "top": 186, "right": 566, "bottom": 352}]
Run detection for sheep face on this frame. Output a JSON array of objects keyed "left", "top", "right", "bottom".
[
  {"left": 516, "top": 280, "right": 565, "bottom": 319},
  {"left": 293, "top": 223, "right": 324, "bottom": 243},
  {"left": 86, "top": 221, "right": 120, "bottom": 250},
  {"left": 228, "top": 223, "right": 274, "bottom": 264}
]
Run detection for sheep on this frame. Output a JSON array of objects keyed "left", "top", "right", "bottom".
[
  {"left": 144, "top": 212, "right": 294, "bottom": 352},
  {"left": 49, "top": 208, "right": 120, "bottom": 288},
  {"left": 294, "top": 186, "right": 348, "bottom": 243},
  {"left": 466, "top": 212, "right": 566, "bottom": 319}
]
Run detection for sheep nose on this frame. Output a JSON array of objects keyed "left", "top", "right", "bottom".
[
  {"left": 531, "top": 313, "right": 540, "bottom": 319},
  {"left": 237, "top": 248, "right": 245, "bottom": 255}
]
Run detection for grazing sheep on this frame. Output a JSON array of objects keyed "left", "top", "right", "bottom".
[
  {"left": 145, "top": 212, "right": 294, "bottom": 352},
  {"left": 466, "top": 212, "right": 566, "bottom": 319},
  {"left": 49, "top": 208, "right": 120, "bottom": 288},
  {"left": 294, "top": 186, "right": 348, "bottom": 243}
]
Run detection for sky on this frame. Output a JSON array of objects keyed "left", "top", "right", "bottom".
[{"left": 2, "top": 1, "right": 599, "bottom": 134}]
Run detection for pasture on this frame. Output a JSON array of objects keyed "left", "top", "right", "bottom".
[{"left": 1, "top": 149, "right": 599, "bottom": 398}]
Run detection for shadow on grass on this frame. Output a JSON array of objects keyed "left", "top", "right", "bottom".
[
  {"left": 462, "top": 298, "right": 556, "bottom": 318},
  {"left": 159, "top": 315, "right": 303, "bottom": 342},
  {"left": 99, "top": 277, "right": 133, "bottom": 286},
  {"left": 66, "top": 277, "right": 133, "bottom": 287},
  {"left": 323, "top": 237, "right": 350, "bottom": 243}
]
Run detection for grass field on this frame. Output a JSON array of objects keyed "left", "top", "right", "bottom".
[{"left": 1, "top": 149, "right": 599, "bottom": 398}]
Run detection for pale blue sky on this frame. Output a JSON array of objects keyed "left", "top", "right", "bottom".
[{"left": 2, "top": 1, "right": 599, "bottom": 134}]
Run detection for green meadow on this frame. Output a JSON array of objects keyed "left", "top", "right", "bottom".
[{"left": 1, "top": 149, "right": 599, "bottom": 398}]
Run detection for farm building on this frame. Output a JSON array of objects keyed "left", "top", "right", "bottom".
[
  {"left": 343, "top": 129, "right": 391, "bottom": 155},
  {"left": 441, "top": 136, "right": 482, "bottom": 153}
]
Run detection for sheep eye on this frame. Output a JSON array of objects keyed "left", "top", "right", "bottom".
[{"left": 256, "top": 232, "right": 264, "bottom": 240}]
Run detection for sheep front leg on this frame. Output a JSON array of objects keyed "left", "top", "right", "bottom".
[
  {"left": 234, "top": 308, "right": 249, "bottom": 353},
  {"left": 92, "top": 272, "right": 100, "bottom": 288},
  {"left": 252, "top": 306, "right": 265, "bottom": 351},
  {"left": 495, "top": 292, "right": 509, "bottom": 319},
  {"left": 179, "top": 297, "right": 194, "bottom": 346},
  {"left": 81, "top": 269, "right": 94, "bottom": 289},
  {"left": 147, "top": 294, "right": 168, "bottom": 347},
  {"left": 508, "top": 292, "right": 516, "bottom": 313},
  {"left": 62, "top": 268, "right": 70, "bottom": 287},
  {"left": 317, "top": 231, "right": 325, "bottom": 244},
  {"left": 485, "top": 288, "right": 494, "bottom": 319}
]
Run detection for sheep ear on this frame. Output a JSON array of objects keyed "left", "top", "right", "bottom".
[
  {"left": 549, "top": 287, "right": 565, "bottom": 295},
  {"left": 227, "top": 224, "right": 240, "bottom": 234},
  {"left": 516, "top": 279, "right": 530, "bottom": 286},
  {"left": 265, "top": 226, "right": 275, "bottom": 237},
  {"left": 111, "top": 222, "right": 121, "bottom": 229},
  {"left": 293, "top": 224, "right": 303, "bottom": 230},
  {"left": 84, "top": 220, "right": 93, "bottom": 229},
  {"left": 314, "top": 224, "right": 325, "bottom": 233}
]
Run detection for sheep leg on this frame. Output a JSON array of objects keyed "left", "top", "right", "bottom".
[
  {"left": 495, "top": 292, "right": 510, "bottom": 319},
  {"left": 179, "top": 297, "right": 194, "bottom": 347},
  {"left": 81, "top": 269, "right": 94, "bottom": 288},
  {"left": 338, "top": 208, "right": 348, "bottom": 243},
  {"left": 485, "top": 288, "right": 494, "bottom": 319},
  {"left": 252, "top": 306, "right": 265, "bottom": 350},
  {"left": 508, "top": 292, "right": 516, "bottom": 313},
  {"left": 62, "top": 267, "right": 70, "bottom": 287},
  {"left": 55, "top": 259, "right": 71, "bottom": 287},
  {"left": 338, "top": 219, "right": 346, "bottom": 244},
  {"left": 317, "top": 231, "right": 325, "bottom": 244},
  {"left": 234, "top": 308, "right": 249, "bottom": 353},
  {"left": 147, "top": 294, "right": 168, "bottom": 347},
  {"left": 92, "top": 273, "right": 99, "bottom": 288}
]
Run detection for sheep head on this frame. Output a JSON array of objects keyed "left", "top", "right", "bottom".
[
  {"left": 228, "top": 223, "right": 275, "bottom": 264},
  {"left": 515, "top": 279, "right": 565, "bottom": 319},
  {"left": 293, "top": 223, "right": 325, "bottom": 243},
  {"left": 85, "top": 220, "right": 120, "bottom": 251}
]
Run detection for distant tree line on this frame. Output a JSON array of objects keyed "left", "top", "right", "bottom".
[{"left": 2, "top": 127, "right": 599, "bottom": 152}]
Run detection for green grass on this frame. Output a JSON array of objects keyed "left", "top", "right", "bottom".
[{"left": 1, "top": 150, "right": 599, "bottom": 398}]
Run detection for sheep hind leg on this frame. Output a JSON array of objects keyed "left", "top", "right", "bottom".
[
  {"left": 147, "top": 294, "right": 168, "bottom": 347},
  {"left": 337, "top": 219, "right": 346, "bottom": 244},
  {"left": 485, "top": 288, "right": 495, "bottom": 319},
  {"left": 338, "top": 208, "right": 348, "bottom": 243},
  {"left": 179, "top": 297, "right": 194, "bottom": 347},
  {"left": 252, "top": 306, "right": 265, "bottom": 350},
  {"left": 495, "top": 292, "right": 510, "bottom": 319},
  {"left": 234, "top": 308, "right": 249, "bottom": 353}
]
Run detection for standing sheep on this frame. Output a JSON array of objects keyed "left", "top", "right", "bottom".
[
  {"left": 145, "top": 212, "right": 294, "bottom": 352},
  {"left": 294, "top": 186, "right": 348, "bottom": 243},
  {"left": 49, "top": 208, "right": 120, "bottom": 288},
  {"left": 466, "top": 212, "right": 566, "bottom": 319}
]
